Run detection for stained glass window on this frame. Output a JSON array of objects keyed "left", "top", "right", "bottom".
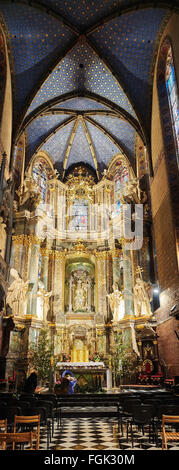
[
  {"left": 165, "top": 46, "right": 179, "bottom": 164},
  {"left": 32, "top": 158, "right": 52, "bottom": 204},
  {"left": 72, "top": 198, "right": 88, "bottom": 231},
  {"left": 112, "top": 161, "right": 129, "bottom": 215}
]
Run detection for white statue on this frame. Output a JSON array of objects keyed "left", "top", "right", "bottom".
[
  {"left": 6, "top": 268, "right": 29, "bottom": 316},
  {"left": 133, "top": 276, "right": 152, "bottom": 316},
  {"left": 0, "top": 216, "right": 7, "bottom": 258},
  {"left": 73, "top": 280, "right": 87, "bottom": 312},
  {"left": 123, "top": 178, "right": 140, "bottom": 202},
  {"left": 43, "top": 290, "right": 52, "bottom": 321},
  {"left": 107, "top": 283, "right": 124, "bottom": 322},
  {"left": 36, "top": 281, "right": 52, "bottom": 321},
  {"left": 16, "top": 175, "right": 41, "bottom": 209}
]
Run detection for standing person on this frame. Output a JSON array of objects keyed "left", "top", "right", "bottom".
[{"left": 24, "top": 369, "right": 38, "bottom": 394}]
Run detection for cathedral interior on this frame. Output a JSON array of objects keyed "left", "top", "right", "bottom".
[{"left": 0, "top": 0, "right": 179, "bottom": 394}]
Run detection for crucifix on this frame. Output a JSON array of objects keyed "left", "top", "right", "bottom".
[{"left": 136, "top": 266, "right": 144, "bottom": 279}]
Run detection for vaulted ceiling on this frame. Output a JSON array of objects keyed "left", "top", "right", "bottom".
[{"left": 0, "top": 0, "right": 177, "bottom": 180}]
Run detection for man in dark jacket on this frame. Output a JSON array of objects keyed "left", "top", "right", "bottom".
[{"left": 24, "top": 370, "right": 37, "bottom": 393}]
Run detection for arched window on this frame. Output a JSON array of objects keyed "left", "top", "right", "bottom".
[
  {"left": 72, "top": 198, "right": 88, "bottom": 231},
  {"left": 165, "top": 46, "right": 179, "bottom": 165},
  {"left": 110, "top": 159, "right": 129, "bottom": 215},
  {"left": 32, "top": 157, "right": 52, "bottom": 205},
  {"left": 157, "top": 38, "right": 179, "bottom": 271}
]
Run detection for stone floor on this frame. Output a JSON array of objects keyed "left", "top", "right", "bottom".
[{"left": 39, "top": 416, "right": 179, "bottom": 451}]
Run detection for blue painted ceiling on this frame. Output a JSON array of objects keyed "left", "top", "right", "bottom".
[{"left": 0, "top": 0, "right": 173, "bottom": 180}]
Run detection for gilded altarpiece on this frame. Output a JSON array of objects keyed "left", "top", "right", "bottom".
[{"left": 2, "top": 158, "right": 158, "bottom": 386}]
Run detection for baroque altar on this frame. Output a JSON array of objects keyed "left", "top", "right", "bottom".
[
  {"left": 1, "top": 161, "right": 159, "bottom": 386},
  {"left": 56, "top": 361, "right": 106, "bottom": 391}
]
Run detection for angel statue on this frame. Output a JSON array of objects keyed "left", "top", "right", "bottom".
[
  {"left": 107, "top": 283, "right": 125, "bottom": 322},
  {"left": 6, "top": 268, "right": 29, "bottom": 316}
]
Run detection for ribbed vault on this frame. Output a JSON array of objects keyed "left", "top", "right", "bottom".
[{"left": 0, "top": 0, "right": 175, "bottom": 180}]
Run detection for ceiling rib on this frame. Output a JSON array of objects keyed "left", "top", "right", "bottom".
[
  {"left": 84, "top": 116, "right": 134, "bottom": 169},
  {"left": 31, "top": 115, "right": 76, "bottom": 159},
  {"left": 0, "top": 0, "right": 80, "bottom": 35},
  {"left": 85, "top": 2, "right": 175, "bottom": 35},
  {"left": 62, "top": 117, "right": 80, "bottom": 178},
  {"left": 14, "top": 35, "right": 80, "bottom": 141},
  {"left": 81, "top": 117, "right": 100, "bottom": 180},
  {"left": 17, "top": 32, "right": 141, "bottom": 141},
  {"left": 86, "top": 36, "right": 141, "bottom": 131},
  {"left": 19, "top": 91, "right": 143, "bottom": 142}
]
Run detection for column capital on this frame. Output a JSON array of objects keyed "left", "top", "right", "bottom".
[
  {"left": 12, "top": 234, "right": 43, "bottom": 246},
  {"left": 28, "top": 234, "right": 42, "bottom": 245},
  {"left": 40, "top": 246, "right": 51, "bottom": 257},
  {"left": 12, "top": 234, "right": 25, "bottom": 245},
  {"left": 51, "top": 249, "right": 66, "bottom": 260},
  {"left": 94, "top": 250, "right": 110, "bottom": 260},
  {"left": 110, "top": 248, "right": 122, "bottom": 257}
]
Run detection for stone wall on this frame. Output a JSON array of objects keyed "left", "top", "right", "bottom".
[
  {"left": 156, "top": 317, "right": 179, "bottom": 378},
  {"left": 151, "top": 14, "right": 179, "bottom": 376}
]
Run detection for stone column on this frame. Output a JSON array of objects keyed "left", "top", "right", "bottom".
[
  {"left": 0, "top": 153, "right": 6, "bottom": 205},
  {"left": 87, "top": 278, "right": 91, "bottom": 312},
  {"left": 21, "top": 235, "right": 31, "bottom": 282},
  {"left": 68, "top": 277, "right": 73, "bottom": 312},
  {"left": 26, "top": 235, "right": 41, "bottom": 316},
  {"left": 106, "top": 368, "right": 112, "bottom": 390},
  {"left": 51, "top": 250, "right": 66, "bottom": 322},
  {"left": 40, "top": 246, "right": 49, "bottom": 291},
  {"left": 123, "top": 246, "right": 134, "bottom": 317},
  {"left": 95, "top": 251, "right": 107, "bottom": 318},
  {"left": 11, "top": 234, "right": 31, "bottom": 282},
  {"left": 140, "top": 237, "right": 150, "bottom": 281},
  {"left": 55, "top": 185, "right": 66, "bottom": 238},
  {"left": 111, "top": 248, "right": 122, "bottom": 287},
  {"left": 11, "top": 236, "right": 21, "bottom": 273}
]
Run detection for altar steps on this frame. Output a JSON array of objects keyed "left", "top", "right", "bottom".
[{"left": 61, "top": 406, "right": 118, "bottom": 418}]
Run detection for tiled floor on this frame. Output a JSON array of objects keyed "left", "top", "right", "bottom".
[{"left": 39, "top": 417, "right": 179, "bottom": 451}]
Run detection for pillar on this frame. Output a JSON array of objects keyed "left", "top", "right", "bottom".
[
  {"left": 40, "top": 246, "right": 49, "bottom": 290},
  {"left": 11, "top": 236, "right": 22, "bottom": 273},
  {"left": 26, "top": 235, "right": 41, "bottom": 316},
  {"left": 111, "top": 248, "right": 122, "bottom": 288},
  {"left": 123, "top": 246, "right": 134, "bottom": 316},
  {"left": 140, "top": 236, "right": 150, "bottom": 282},
  {"left": 106, "top": 368, "right": 112, "bottom": 390},
  {"left": 87, "top": 278, "right": 92, "bottom": 312},
  {"left": 51, "top": 250, "right": 66, "bottom": 320},
  {"left": 68, "top": 277, "right": 73, "bottom": 312},
  {"left": 95, "top": 251, "right": 107, "bottom": 318}
]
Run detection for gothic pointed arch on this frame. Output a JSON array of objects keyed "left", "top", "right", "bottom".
[{"left": 157, "top": 36, "right": 179, "bottom": 234}]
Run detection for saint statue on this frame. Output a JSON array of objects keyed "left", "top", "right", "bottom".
[
  {"left": 73, "top": 280, "right": 87, "bottom": 312},
  {"left": 43, "top": 290, "right": 52, "bottom": 321},
  {"left": 6, "top": 268, "right": 29, "bottom": 316},
  {"left": 107, "top": 283, "right": 124, "bottom": 322},
  {"left": 36, "top": 281, "right": 52, "bottom": 321},
  {"left": 133, "top": 276, "right": 152, "bottom": 317}
]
